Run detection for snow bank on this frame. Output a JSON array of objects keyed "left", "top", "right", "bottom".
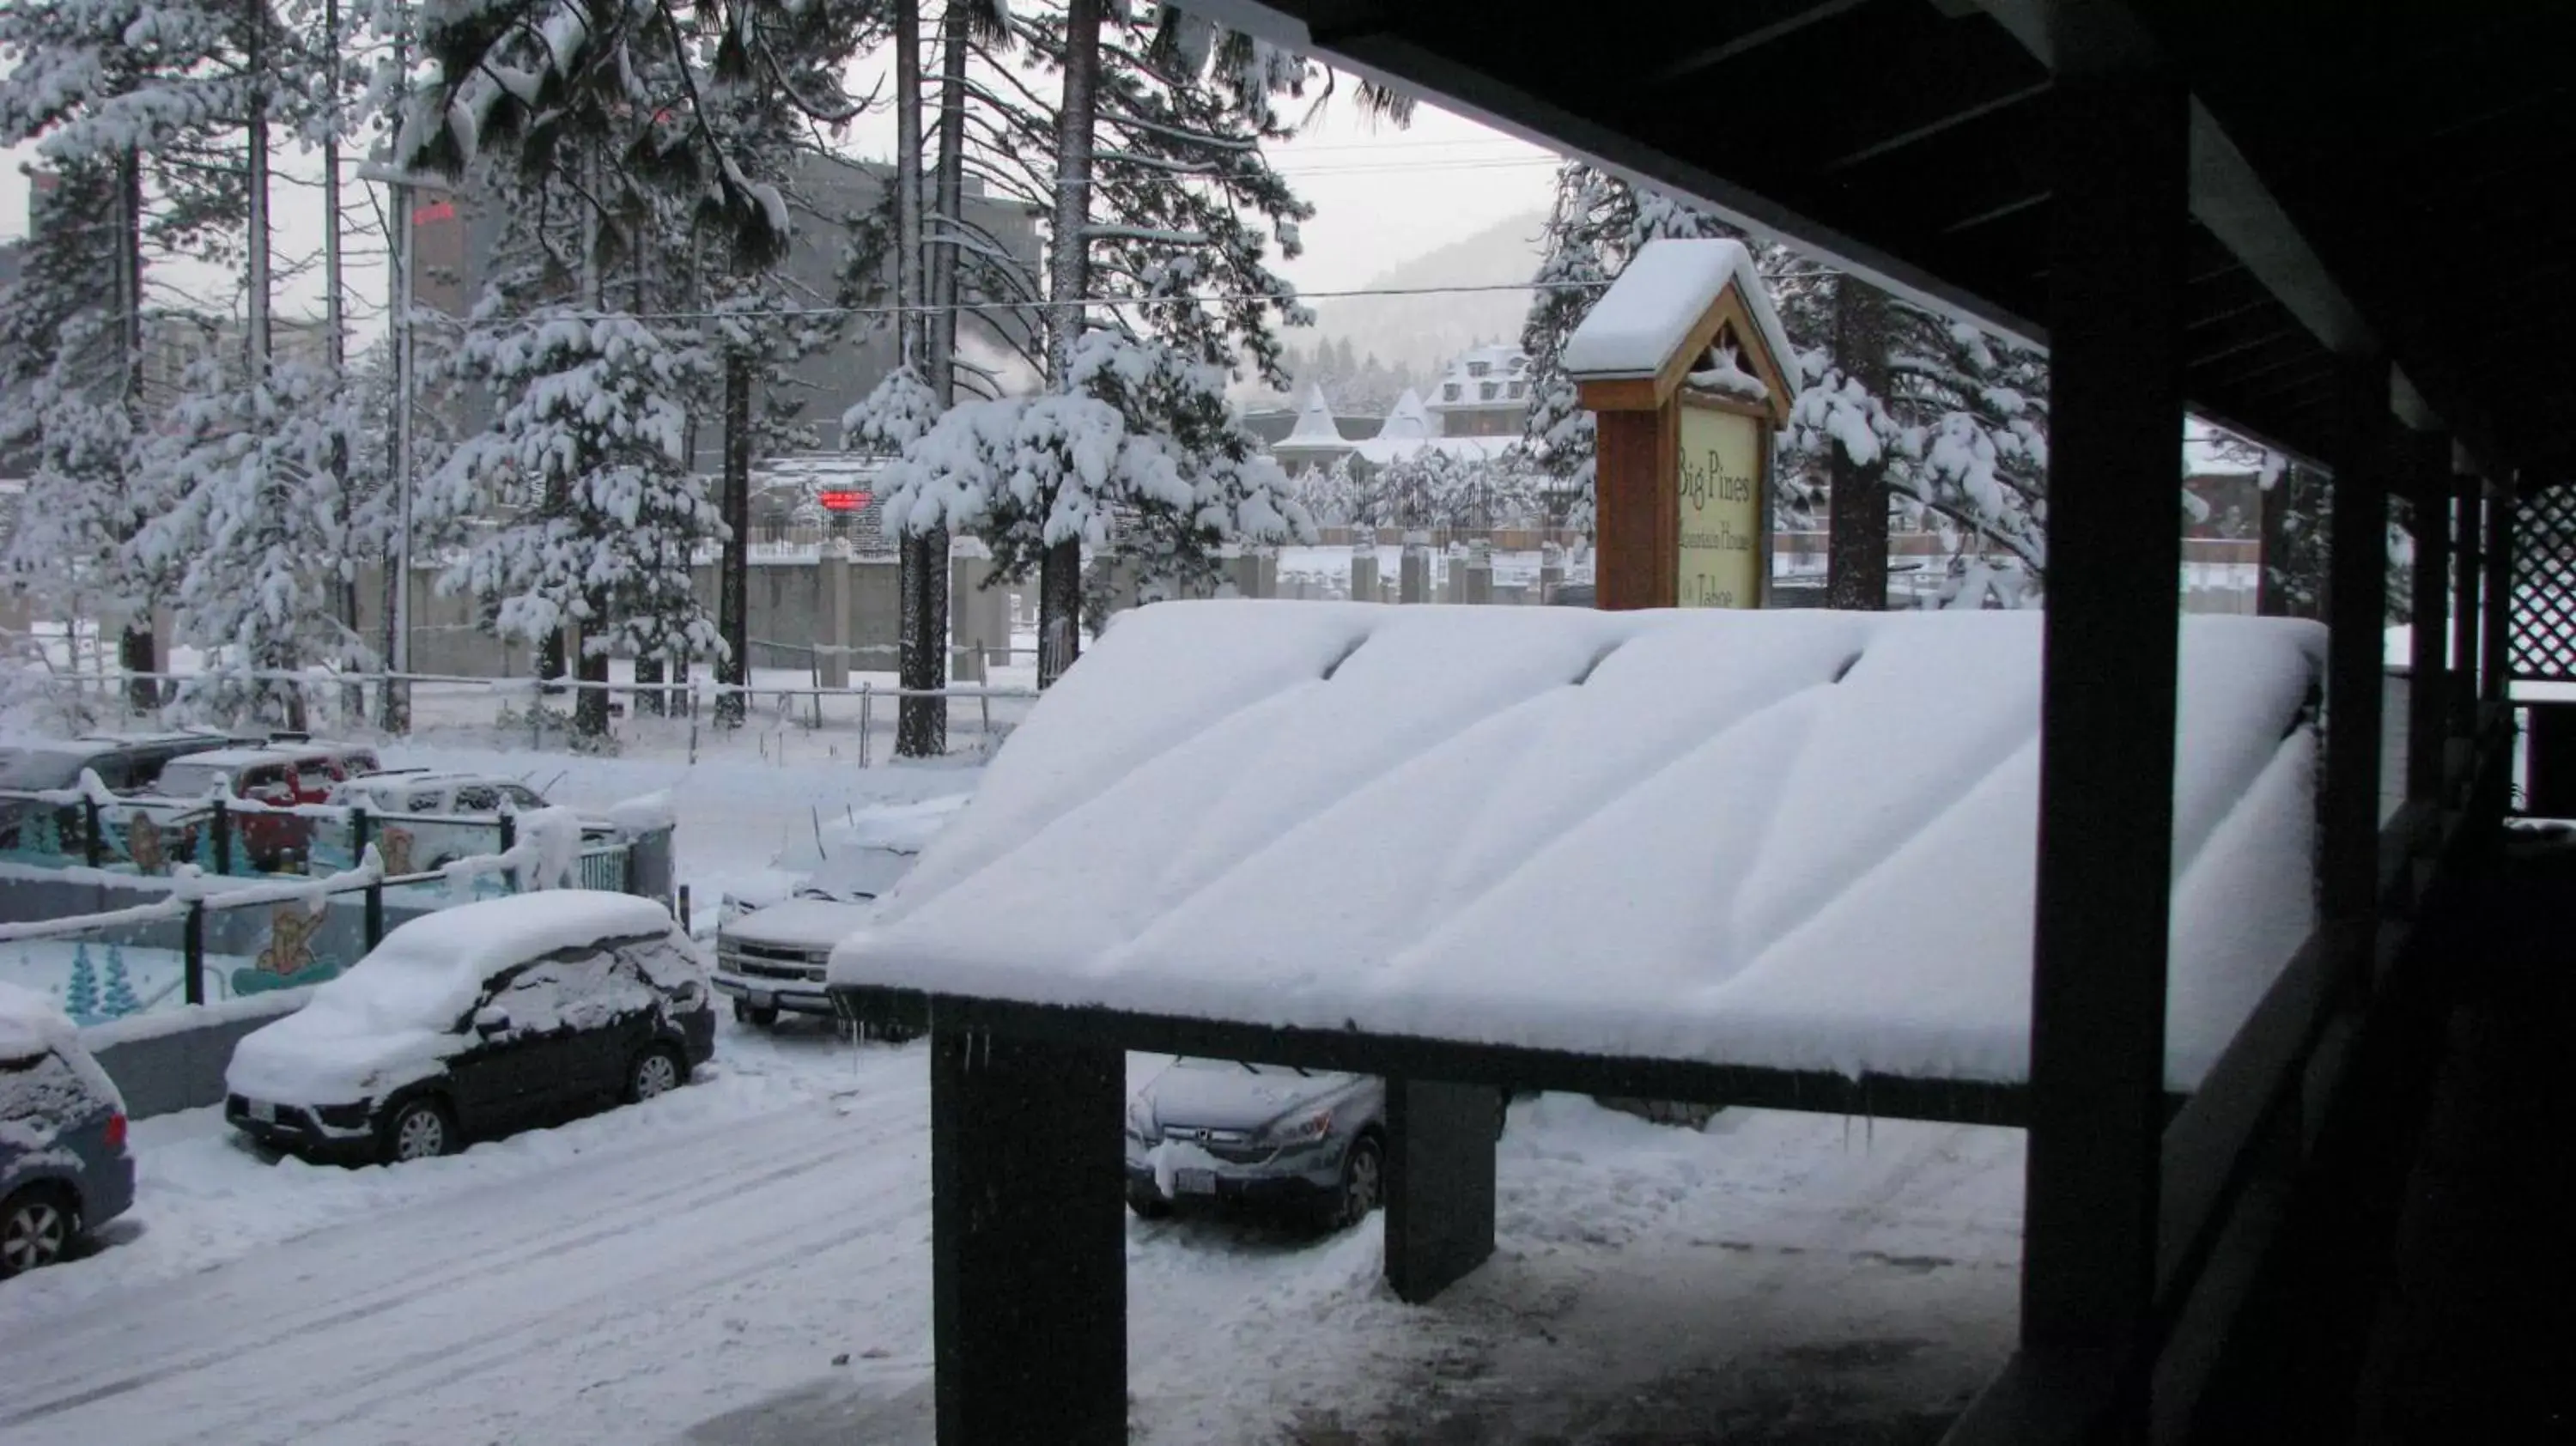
[
  {"left": 0, "top": 978, "right": 76, "bottom": 1060},
  {"left": 1561, "top": 238, "right": 1799, "bottom": 398},
  {"left": 833, "top": 602, "right": 2326, "bottom": 1091},
  {"left": 0, "top": 979, "right": 125, "bottom": 1116},
  {"left": 228, "top": 891, "right": 678, "bottom": 1103},
  {"left": 601, "top": 790, "right": 677, "bottom": 835}
]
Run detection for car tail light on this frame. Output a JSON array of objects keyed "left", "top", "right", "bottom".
[{"left": 104, "top": 1111, "right": 127, "bottom": 1150}]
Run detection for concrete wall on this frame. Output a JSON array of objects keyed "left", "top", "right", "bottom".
[
  {"left": 354, "top": 556, "right": 902, "bottom": 680},
  {"left": 84, "top": 993, "right": 311, "bottom": 1119}
]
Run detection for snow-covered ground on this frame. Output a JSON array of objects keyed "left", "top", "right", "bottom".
[{"left": 0, "top": 1014, "right": 2020, "bottom": 1444}]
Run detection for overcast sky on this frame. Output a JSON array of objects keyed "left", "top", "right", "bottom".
[{"left": 0, "top": 72, "right": 1562, "bottom": 335}]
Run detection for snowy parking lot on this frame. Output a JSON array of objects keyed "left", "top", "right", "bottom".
[
  {"left": 0, "top": 743, "right": 2026, "bottom": 1443},
  {"left": 0, "top": 1015, "right": 2021, "bottom": 1445}
]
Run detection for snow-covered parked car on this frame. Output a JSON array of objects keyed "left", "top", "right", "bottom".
[
  {"left": 0, "top": 981, "right": 134, "bottom": 1278},
  {"left": 714, "top": 844, "right": 920, "bottom": 1030},
  {"left": 1123, "top": 1059, "right": 1388, "bottom": 1230},
  {"left": 224, "top": 892, "right": 716, "bottom": 1164},
  {"left": 324, "top": 771, "right": 550, "bottom": 872}
]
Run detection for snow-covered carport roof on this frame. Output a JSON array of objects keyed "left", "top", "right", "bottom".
[{"left": 831, "top": 600, "right": 2324, "bottom": 1124}]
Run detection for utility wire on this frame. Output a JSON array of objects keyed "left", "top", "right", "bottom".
[{"left": 392, "top": 271, "right": 1835, "bottom": 331}]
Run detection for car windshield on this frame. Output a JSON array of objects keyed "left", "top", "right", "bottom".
[
  {"left": 0, "top": 750, "right": 91, "bottom": 791},
  {"left": 153, "top": 760, "right": 233, "bottom": 798},
  {"left": 795, "top": 846, "right": 920, "bottom": 903}
]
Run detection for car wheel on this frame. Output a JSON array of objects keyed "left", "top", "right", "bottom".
[
  {"left": 1323, "top": 1134, "right": 1383, "bottom": 1231},
  {"left": 1126, "top": 1184, "right": 1172, "bottom": 1220},
  {"left": 381, "top": 1098, "right": 455, "bottom": 1164},
  {"left": 0, "top": 1185, "right": 76, "bottom": 1278},
  {"left": 732, "top": 1000, "right": 780, "bottom": 1030},
  {"left": 626, "top": 1044, "right": 685, "bottom": 1103}
]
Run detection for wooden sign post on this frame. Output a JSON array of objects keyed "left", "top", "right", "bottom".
[{"left": 1562, "top": 239, "right": 1800, "bottom": 611}]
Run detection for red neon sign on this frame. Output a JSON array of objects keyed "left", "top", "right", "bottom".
[{"left": 817, "top": 489, "right": 872, "bottom": 513}]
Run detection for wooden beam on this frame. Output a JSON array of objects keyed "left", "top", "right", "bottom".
[
  {"left": 1592, "top": 405, "right": 1676, "bottom": 610},
  {"left": 1644, "top": 0, "right": 1870, "bottom": 88},
  {"left": 2020, "top": 61, "right": 2188, "bottom": 1394},
  {"left": 835, "top": 987, "right": 2045, "bottom": 1127}
]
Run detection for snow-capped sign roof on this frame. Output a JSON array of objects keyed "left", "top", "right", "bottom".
[
  {"left": 1279, "top": 383, "right": 1344, "bottom": 447},
  {"left": 1375, "top": 389, "right": 1434, "bottom": 441},
  {"left": 1562, "top": 239, "right": 1800, "bottom": 413},
  {"left": 832, "top": 602, "right": 2325, "bottom": 1091}
]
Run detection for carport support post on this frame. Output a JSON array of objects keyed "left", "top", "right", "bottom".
[
  {"left": 929, "top": 1029, "right": 1125, "bottom": 1446},
  {"left": 2482, "top": 491, "right": 2513, "bottom": 706},
  {"left": 2018, "top": 61, "right": 2185, "bottom": 1395},
  {"left": 2451, "top": 477, "right": 2482, "bottom": 736},
  {"left": 2407, "top": 434, "right": 2451, "bottom": 804},
  {"left": 1382, "top": 1077, "right": 1498, "bottom": 1303},
  {"left": 2321, "top": 355, "right": 2391, "bottom": 940}
]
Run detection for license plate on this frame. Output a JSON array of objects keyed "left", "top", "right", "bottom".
[
  {"left": 743, "top": 989, "right": 775, "bottom": 1009},
  {"left": 248, "top": 1099, "right": 276, "bottom": 1123},
  {"left": 1175, "top": 1169, "right": 1217, "bottom": 1196}
]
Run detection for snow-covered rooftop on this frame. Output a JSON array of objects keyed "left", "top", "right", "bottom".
[
  {"left": 832, "top": 602, "right": 2324, "bottom": 1091},
  {"left": 1375, "top": 388, "right": 1434, "bottom": 441},
  {"left": 1561, "top": 239, "right": 1800, "bottom": 400},
  {"left": 1279, "top": 383, "right": 1344, "bottom": 448}
]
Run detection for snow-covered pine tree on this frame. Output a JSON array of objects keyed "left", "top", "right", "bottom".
[
  {"left": 432, "top": 302, "right": 723, "bottom": 739},
  {"left": 692, "top": 8, "right": 856, "bottom": 728},
  {"left": 132, "top": 355, "right": 381, "bottom": 724},
  {"left": 0, "top": 0, "right": 243, "bottom": 708},
  {"left": 1288, "top": 453, "right": 1366, "bottom": 529},
  {"left": 401, "top": 0, "right": 768, "bottom": 738},
  {"left": 1361, "top": 447, "right": 1450, "bottom": 533},
  {"left": 1442, "top": 448, "right": 1540, "bottom": 532},
  {"left": 115, "top": 0, "right": 392, "bottom": 729},
  {"left": 0, "top": 166, "right": 143, "bottom": 718}
]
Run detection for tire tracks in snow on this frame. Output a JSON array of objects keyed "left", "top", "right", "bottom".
[
  {"left": 153, "top": 1127, "right": 933, "bottom": 1446},
  {"left": 0, "top": 1082, "right": 926, "bottom": 1436}
]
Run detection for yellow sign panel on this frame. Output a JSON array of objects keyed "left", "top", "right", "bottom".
[{"left": 1676, "top": 402, "right": 1763, "bottom": 608}]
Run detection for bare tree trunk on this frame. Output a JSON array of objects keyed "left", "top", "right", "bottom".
[
  {"left": 1825, "top": 278, "right": 1891, "bottom": 612},
  {"left": 716, "top": 352, "right": 751, "bottom": 727},
  {"left": 380, "top": 24, "right": 414, "bottom": 733},
  {"left": 245, "top": 4, "right": 306, "bottom": 730},
  {"left": 892, "top": 0, "right": 946, "bottom": 754},
  {"left": 113, "top": 148, "right": 155, "bottom": 716},
  {"left": 2258, "top": 462, "right": 2328, "bottom": 620},
  {"left": 323, "top": 0, "right": 361, "bottom": 723},
  {"left": 571, "top": 153, "right": 608, "bottom": 740},
  {"left": 1038, "top": 0, "right": 1101, "bottom": 689}
]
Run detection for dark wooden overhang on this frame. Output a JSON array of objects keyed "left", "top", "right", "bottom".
[{"left": 1189, "top": 0, "right": 2576, "bottom": 483}]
